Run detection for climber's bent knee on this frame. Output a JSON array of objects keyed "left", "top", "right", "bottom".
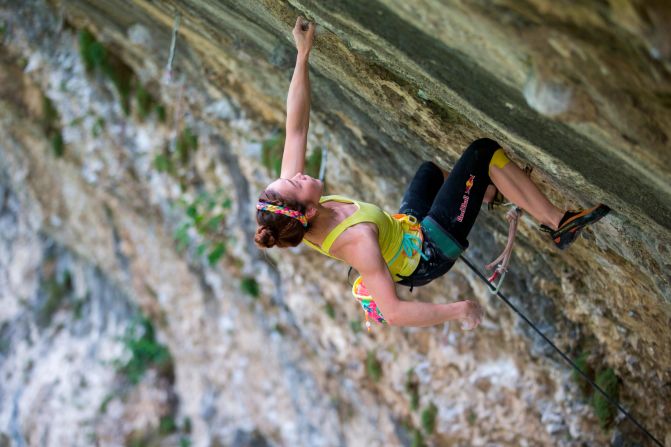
[{"left": 488, "top": 148, "right": 510, "bottom": 176}]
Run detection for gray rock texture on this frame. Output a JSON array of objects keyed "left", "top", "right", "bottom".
[{"left": 0, "top": 0, "right": 669, "bottom": 446}]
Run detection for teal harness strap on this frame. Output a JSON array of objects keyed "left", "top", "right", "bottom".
[
  {"left": 388, "top": 232, "right": 429, "bottom": 267},
  {"left": 420, "top": 216, "right": 465, "bottom": 261}
]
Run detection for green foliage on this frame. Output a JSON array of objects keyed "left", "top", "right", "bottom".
[
  {"left": 241, "top": 277, "right": 260, "bottom": 299},
  {"left": 134, "top": 83, "right": 154, "bottom": 121},
  {"left": 365, "top": 351, "right": 382, "bottom": 383},
  {"left": 78, "top": 28, "right": 133, "bottom": 114},
  {"left": 155, "top": 104, "right": 167, "bottom": 123},
  {"left": 592, "top": 368, "right": 619, "bottom": 429},
  {"left": 107, "top": 61, "right": 133, "bottom": 115},
  {"left": 467, "top": 410, "right": 477, "bottom": 426},
  {"left": 159, "top": 416, "right": 178, "bottom": 435},
  {"left": 411, "top": 428, "right": 426, "bottom": 447},
  {"left": 42, "top": 94, "right": 59, "bottom": 129},
  {"left": 405, "top": 369, "right": 420, "bottom": 411},
  {"left": 261, "top": 131, "right": 284, "bottom": 177},
  {"left": 173, "top": 188, "right": 232, "bottom": 267},
  {"left": 117, "top": 316, "right": 173, "bottom": 385},
  {"left": 570, "top": 349, "right": 620, "bottom": 430},
  {"left": 99, "top": 393, "right": 114, "bottom": 414},
  {"left": 79, "top": 29, "right": 106, "bottom": 74},
  {"left": 155, "top": 127, "right": 198, "bottom": 180},
  {"left": 349, "top": 319, "right": 362, "bottom": 334},
  {"left": 38, "top": 270, "right": 73, "bottom": 327},
  {"left": 153, "top": 153, "right": 175, "bottom": 175},
  {"left": 207, "top": 243, "right": 226, "bottom": 266},
  {"left": 572, "top": 352, "right": 595, "bottom": 397},
  {"left": 324, "top": 301, "right": 336, "bottom": 319},
  {"left": 73, "top": 297, "right": 86, "bottom": 320},
  {"left": 41, "top": 94, "right": 64, "bottom": 158},
  {"left": 182, "top": 417, "right": 192, "bottom": 434},
  {"left": 421, "top": 402, "right": 438, "bottom": 434},
  {"left": 176, "top": 127, "right": 198, "bottom": 164},
  {"left": 305, "top": 147, "right": 323, "bottom": 179},
  {"left": 92, "top": 117, "right": 105, "bottom": 137},
  {"left": 52, "top": 133, "right": 64, "bottom": 157}
]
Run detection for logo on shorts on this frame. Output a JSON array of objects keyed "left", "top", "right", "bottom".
[
  {"left": 465, "top": 175, "right": 475, "bottom": 194},
  {"left": 457, "top": 175, "right": 476, "bottom": 222}
]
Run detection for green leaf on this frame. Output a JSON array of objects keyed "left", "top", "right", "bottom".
[
  {"left": 207, "top": 243, "right": 226, "bottom": 266},
  {"left": 153, "top": 154, "right": 171, "bottom": 173},
  {"left": 305, "top": 147, "right": 323, "bottom": 178},
  {"left": 174, "top": 223, "right": 190, "bottom": 251},
  {"left": 186, "top": 204, "right": 198, "bottom": 219},
  {"left": 421, "top": 402, "right": 438, "bottom": 434},
  {"left": 196, "top": 243, "right": 208, "bottom": 257},
  {"left": 52, "top": 133, "right": 64, "bottom": 158},
  {"left": 240, "top": 277, "right": 260, "bottom": 298},
  {"left": 155, "top": 104, "right": 167, "bottom": 123},
  {"left": 206, "top": 215, "right": 225, "bottom": 232},
  {"left": 592, "top": 368, "right": 619, "bottom": 429}
]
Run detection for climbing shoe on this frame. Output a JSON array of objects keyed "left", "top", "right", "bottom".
[{"left": 540, "top": 204, "right": 611, "bottom": 250}]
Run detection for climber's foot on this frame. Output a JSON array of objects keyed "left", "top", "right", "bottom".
[{"left": 541, "top": 204, "right": 611, "bottom": 250}]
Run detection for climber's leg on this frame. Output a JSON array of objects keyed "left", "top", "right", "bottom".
[
  {"left": 489, "top": 149, "right": 610, "bottom": 249},
  {"left": 426, "top": 138, "right": 500, "bottom": 247},
  {"left": 489, "top": 161, "right": 564, "bottom": 230},
  {"left": 398, "top": 161, "right": 445, "bottom": 220}
]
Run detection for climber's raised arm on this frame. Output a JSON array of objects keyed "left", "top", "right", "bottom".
[
  {"left": 346, "top": 235, "right": 483, "bottom": 328},
  {"left": 280, "top": 17, "right": 315, "bottom": 179}
]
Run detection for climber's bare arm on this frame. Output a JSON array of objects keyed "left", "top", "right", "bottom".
[
  {"left": 280, "top": 17, "right": 316, "bottom": 179},
  {"left": 344, "top": 234, "right": 482, "bottom": 328}
]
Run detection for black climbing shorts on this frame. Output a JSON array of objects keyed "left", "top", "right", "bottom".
[{"left": 397, "top": 138, "right": 501, "bottom": 288}]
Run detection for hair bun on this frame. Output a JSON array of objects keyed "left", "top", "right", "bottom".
[{"left": 255, "top": 226, "right": 277, "bottom": 248}]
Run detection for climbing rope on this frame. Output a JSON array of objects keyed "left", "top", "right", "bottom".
[
  {"left": 458, "top": 254, "right": 664, "bottom": 447},
  {"left": 165, "top": 13, "right": 181, "bottom": 81}
]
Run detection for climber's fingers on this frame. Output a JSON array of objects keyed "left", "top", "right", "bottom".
[{"left": 292, "top": 16, "right": 315, "bottom": 55}]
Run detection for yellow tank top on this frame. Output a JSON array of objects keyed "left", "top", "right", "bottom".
[{"left": 302, "top": 195, "right": 422, "bottom": 281}]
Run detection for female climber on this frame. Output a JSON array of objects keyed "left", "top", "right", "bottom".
[{"left": 254, "top": 17, "right": 610, "bottom": 330}]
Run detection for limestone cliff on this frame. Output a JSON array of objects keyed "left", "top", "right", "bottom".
[{"left": 0, "top": 0, "right": 669, "bottom": 446}]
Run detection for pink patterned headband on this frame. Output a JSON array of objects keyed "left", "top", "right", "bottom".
[{"left": 256, "top": 201, "right": 308, "bottom": 227}]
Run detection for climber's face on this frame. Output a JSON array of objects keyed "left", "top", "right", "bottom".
[{"left": 266, "top": 172, "right": 323, "bottom": 208}]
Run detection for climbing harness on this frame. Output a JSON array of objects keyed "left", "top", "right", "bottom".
[{"left": 459, "top": 255, "right": 664, "bottom": 447}]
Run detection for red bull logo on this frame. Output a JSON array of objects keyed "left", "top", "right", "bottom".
[
  {"left": 457, "top": 175, "right": 476, "bottom": 222},
  {"left": 465, "top": 175, "right": 475, "bottom": 194}
]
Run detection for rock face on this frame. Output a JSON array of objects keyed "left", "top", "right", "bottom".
[{"left": 0, "top": 0, "right": 669, "bottom": 446}]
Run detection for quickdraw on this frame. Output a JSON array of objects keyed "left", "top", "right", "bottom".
[
  {"left": 484, "top": 166, "right": 532, "bottom": 294},
  {"left": 485, "top": 206, "right": 522, "bottom": 294}
]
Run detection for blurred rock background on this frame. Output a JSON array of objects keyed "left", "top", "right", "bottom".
[{"left": 0, "top": 0, "right": 669, "bottom": 446}]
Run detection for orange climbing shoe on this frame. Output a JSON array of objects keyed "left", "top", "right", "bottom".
[{"left": 541, "top": 204, "right": 611, "bottom": 250}]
